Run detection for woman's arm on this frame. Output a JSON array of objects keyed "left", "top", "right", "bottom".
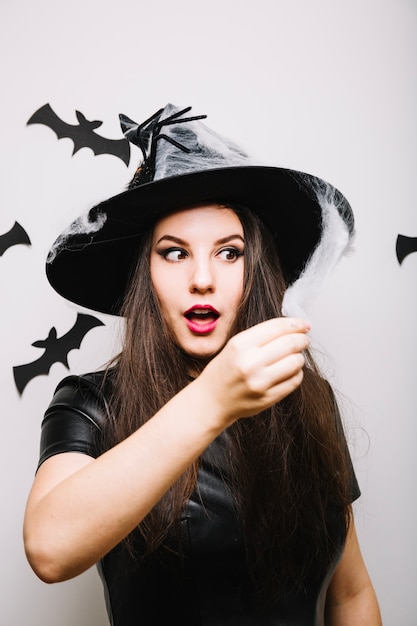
[
  {"left": 23, "top": 380, "right": 224, "bottom": 583},
  {"left": 325, "top": 520, "right": 382, "bottom": 625},
  {"left": 24, "top": 317, "right": 309, "bottom": 583}
]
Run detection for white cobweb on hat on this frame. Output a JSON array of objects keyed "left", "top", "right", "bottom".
[
  {"left": 152, "top": 103, "right": 262, "bottom": 181},
  {"left": 46, "top": 211, "right": 107, "bottom": 263},
  {"left": 281, "top": 180, "right": 355, "bottom": 319}
]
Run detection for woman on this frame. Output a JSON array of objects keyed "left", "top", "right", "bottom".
[{"left": 24, "top": 104, "right": 382, "bottom": 624}]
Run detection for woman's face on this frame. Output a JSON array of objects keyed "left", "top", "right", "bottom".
[{"left": 150, "top": 204, "right": 244, "bottom": 359}]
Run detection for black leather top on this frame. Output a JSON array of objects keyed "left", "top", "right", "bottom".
[{"left": 38, "top": 373, "right": 360, "bottom": 626}]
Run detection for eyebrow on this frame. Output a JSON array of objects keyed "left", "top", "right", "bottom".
[{"left": 155, "top": 234, "right": 245, "bottom": 246}]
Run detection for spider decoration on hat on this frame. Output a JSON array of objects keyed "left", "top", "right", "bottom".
[{"left": 120, "top": 106, "right": 207, "bottom": 187}]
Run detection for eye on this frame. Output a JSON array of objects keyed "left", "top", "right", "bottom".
[
  {"left": 217, "top": 247, "right": 244, "bottom": 262},
  {"left": 158, "top": 247, "right": 188, "bottom": 262}
]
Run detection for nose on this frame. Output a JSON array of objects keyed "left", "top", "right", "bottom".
[{"left": 189, "top": 255, "right": 215, "bottom": 293}]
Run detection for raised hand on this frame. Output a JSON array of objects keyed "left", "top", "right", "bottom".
[{"left": 198, "top": 317, "right": 311, "bottom": 425}]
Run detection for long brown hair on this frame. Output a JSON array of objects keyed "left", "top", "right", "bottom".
[{"left": 104, "top": 203, "right": 353, "bottom": 601}]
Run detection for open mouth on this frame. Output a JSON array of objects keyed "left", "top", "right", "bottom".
[
  {"left": 185, "top": 308, "right": 219, "bottom": 322},
  {"left": 184, "top": 305, "right": 220, "bottom": 334}
]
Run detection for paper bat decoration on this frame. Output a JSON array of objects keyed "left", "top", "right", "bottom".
[
  {"left": 0, "top": 221, "right": 31, "bottom": 256},
  {"left": 13, "top": 313, "right": 105, "bottom": 395},
  {"left": 396, "top": 234, "right": 417, "bottom": 265},
  {"left": 27, "top": 103, "right": 131, "bottom": 166}
]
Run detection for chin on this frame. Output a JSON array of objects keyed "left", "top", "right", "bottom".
[
  {"left": 181, "top": 342, "right": 223, "bottom": 362},
  {"left": 185, "top": 349, "right": 218, "bottom": 361}
]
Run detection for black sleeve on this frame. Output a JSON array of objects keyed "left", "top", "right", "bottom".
[{"left": 37, "top": 372, "right": 109, "bottom": 471}]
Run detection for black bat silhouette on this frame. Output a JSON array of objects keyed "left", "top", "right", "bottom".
[
  {"left": 27, "top": 103, "right": 130, "bottom": 166},
  {"left": 13, "top": 313, "right": 105, "bottom": 395},
  {"left": 396, "top": 234, "right": 417, "bottom": 265},
  {"left": 0, "top": 221, "right": 31, "bottom": 256}
]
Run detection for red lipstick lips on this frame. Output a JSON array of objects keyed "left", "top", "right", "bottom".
[{"left": 184, "top": 305, "right": 220, "bottom": 335}]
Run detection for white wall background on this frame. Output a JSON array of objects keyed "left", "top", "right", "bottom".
[{"left": 1, "top": 1, "right": 415, "bottom": 624}]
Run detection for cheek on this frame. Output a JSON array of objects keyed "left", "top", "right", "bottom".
[
  {"left": 224, "top": 271, "right": 244, "bottom": 313},
  {"left": 151, "top": 269, "right": 180, "bottom": 319},
  {"left": 153, "top": 284, "right": 174, "bottom": 316},
  {"left": 234, "top": 287, "right": 244, "bottom": 312}
]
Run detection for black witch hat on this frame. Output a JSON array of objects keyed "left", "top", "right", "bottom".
[{"left": 46, "top": 103, "right": 354, "bottom": 316}]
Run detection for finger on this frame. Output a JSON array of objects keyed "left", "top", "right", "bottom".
[
  {"left": 235, "top": 317, "right": 311, "bottom": 349},
  {"left": 261, "top": 332, "right": 310, "bottom": 367},
  {"left": 264, "top": 352, "right": 306, "bottom": 394},
  {"left": 237, "top": 350, "right": 306, "bottom": 402},
  {"left": 268, "top": 368, "right": 305, "bottom": 404},
  {"left": 245, "top": 357, "right": 306, "bottom": 412}
]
